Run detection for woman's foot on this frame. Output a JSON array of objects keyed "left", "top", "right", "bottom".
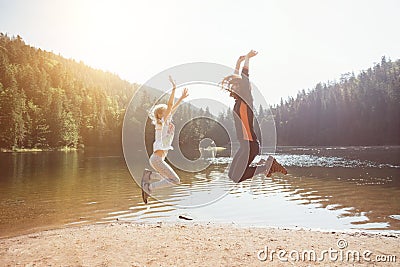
[
  {"left": 265, "top": 157, "right": 287, "bottom": 177},
  {"left": 141, "top": 169, "right": 152, "bottom": 204}
]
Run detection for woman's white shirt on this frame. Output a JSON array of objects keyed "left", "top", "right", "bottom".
[{"left": 153, "top": 116, "right": 175, "bottom": 152}]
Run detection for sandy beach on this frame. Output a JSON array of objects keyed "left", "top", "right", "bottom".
[{"left": 0, "top": 222, "right": 398, "bottom": 266}]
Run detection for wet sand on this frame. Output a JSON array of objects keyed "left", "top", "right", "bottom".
[{"left": 0, "top": 222, "right": 398, "bottom": 266}]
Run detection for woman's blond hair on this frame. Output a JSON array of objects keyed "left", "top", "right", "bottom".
[{"left": 149, "top": 104, "right": 167, "bottom": 125}]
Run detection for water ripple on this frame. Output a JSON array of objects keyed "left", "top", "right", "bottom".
[{"left": 208, "top": 154, "right": 399, "bottom": 168}]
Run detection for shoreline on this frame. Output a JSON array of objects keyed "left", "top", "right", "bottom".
[
  {"left": 2, "top": 219, "right": 399, "bottom": 240},
  {"left": 0, "top": 147, "right": 80, "bottom": 153},
  {"left": 1, "top": 222, "right": 398, "bottom": 266},
  {"left": 2, "top": 145, "right": 399, "bottom": 153}
]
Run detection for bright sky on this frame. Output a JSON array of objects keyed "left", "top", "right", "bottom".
[{"left": 0, "top": 0, "right": 399, "bottom": 105}]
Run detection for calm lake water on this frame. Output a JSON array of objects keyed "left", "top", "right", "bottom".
[{"left": 0, "top": 146, "right": 399, "bottom": 238}]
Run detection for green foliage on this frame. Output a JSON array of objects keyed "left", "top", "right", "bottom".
[
  {"left": 0, "top": 33, "right": 398, "bottom": 150},
  {"left": 0, "top": 33, "right": 222, "bottom": 153},
  {"left": 213, "top": 57, "right": 399, "bottom": 146},
  {"left": 0, "top": 33, "right": 136, "bottom": 150},
  {"left": 271, "top": 56, "right": 400, "bottom": 146}
]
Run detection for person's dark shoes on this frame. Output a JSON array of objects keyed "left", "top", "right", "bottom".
[
  {"left": 141, "top": 169, "right": 152, "bottom": 204},
  {"left": 274, "top": 158, "right": 288, "bottom": 175},
  {"left": 265, "top": 156, "right": 287, "bottom": 177}
]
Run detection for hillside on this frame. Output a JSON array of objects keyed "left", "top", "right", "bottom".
[
  {"left": 1, "top": 33, "right": 398, "bottom": 150},
  {"left": 0, "top": 34, "right": 138, "bottom": 150},
  {"left": 0, "top": 34, "right": 223, "bottom": 153},
  {"left": 272, "top": 57, "right": 400, "bottom": 146}
]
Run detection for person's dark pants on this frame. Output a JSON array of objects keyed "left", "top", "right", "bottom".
[{"left": 228, "top": 140, "right": 268, "bottom": 183}]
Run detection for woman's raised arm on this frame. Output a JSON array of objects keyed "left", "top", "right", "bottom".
[
  {"left": 243, "top": 50, "right": 258, "bottom": 71},
  {"left": 234, "top": 55, "right": 245, "bottom": 75},
  {"left": 164, "top": 75, "right": 176, "bottom": 119},
  {"left": 171, "top": 88, "right": 189, "bottom": 114}
]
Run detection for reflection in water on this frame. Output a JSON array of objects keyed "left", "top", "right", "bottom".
[{"left": 0, "top": 146, "right": 399, "bottom": 238}]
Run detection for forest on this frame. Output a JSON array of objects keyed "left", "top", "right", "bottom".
[
  {"left": 215, "top": 56, "right": 399, "bottom": 146},
  {"left": 0, "top": 34, "right": 399, "bottom": 151},
  {"left": 0, "top": 34, "right": 220, "bottom": 152},
  {"left": 272, "top": 56, "right": 400, "bottom": 145},
  {"left": 0, "top": 34, "right": 135, "bottom": 150}
]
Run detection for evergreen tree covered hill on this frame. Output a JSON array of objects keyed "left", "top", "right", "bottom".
[
  {"left": 0, "top": 34, "right": 227, "bottom": 153},
  {"left": 1, "top": 33, "right": 398, "bottom": 150},
  {"left": 271, "top": 56, "right": 400, "bottom": 146},
  {"left": 0, "top": 33, "right": 137, "bottom": 150}
]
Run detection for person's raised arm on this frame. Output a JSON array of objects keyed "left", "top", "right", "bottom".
[
  {"left": 164, "top": 75, "right": 176, "bottom": 119},
  {"left": 234, "top": 55, "right": 245, "bottom": 75},
  {"left": 243, "top": 50, "right": 258, "bottom": 72},
  {"left": 171, "top": 88, "right": 189, "bottom": 114}
]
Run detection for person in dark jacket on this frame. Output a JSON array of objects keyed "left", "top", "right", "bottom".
[{"left": 221, "top": 50, "right": 287, "bottom": 183}]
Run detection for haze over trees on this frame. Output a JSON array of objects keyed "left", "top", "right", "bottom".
[
  {"left": 216, "top": 56, "right": 400, "bottom": 146},
  {"left": 0, "top": 34, "right": 219, "bottom": 151},
  {"left": 0, "top": 33, "right": 136, "bottom": 150},
  {"left": 272, "top": 56, "right": 400, "bottom": 146},
  {"left": 0, "top": 34, "right": 398, "bottom": 151}
]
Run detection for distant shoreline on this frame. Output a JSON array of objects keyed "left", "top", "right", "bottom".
[
  {"left": 2, "top": 145, "right": 399, "bottom": 153},
  {"left": 0, "top": 147, "right": 80, "bottom": 153},
  {"left": 0, "top": 222, "right": 398, "bottom": 266}
]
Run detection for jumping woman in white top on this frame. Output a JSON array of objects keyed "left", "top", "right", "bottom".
[{"left": 141, "top": 75, "right": 189, "bottom": 204}]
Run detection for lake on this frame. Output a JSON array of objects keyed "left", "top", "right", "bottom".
[{"left": 0, "top": 146, "right": 399, "bottom": 238}]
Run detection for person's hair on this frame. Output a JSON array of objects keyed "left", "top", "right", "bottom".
[
  {"left": 221, "top": 74, "right": 242, "bottom": 99},
  {"left": 149, "top": 104, "right": 167, "bottom": 125}
]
